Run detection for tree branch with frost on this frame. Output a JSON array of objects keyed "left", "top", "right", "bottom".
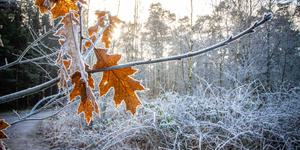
[
  {"left": 77, "top": 2, "right": 84, "bottom": 54},
  {"left": 17, "top": 51, "right": 59, "bottom": 64},
  {"left": 0, "top": 77, "right": 60, "bottom": 104},
  {"left": 83, "top": 23, "right": 109, "bottom": 59},
  {"left": 0, "top": 13, "right": 272, "bottom": 105},
  {"left": 9, "top": 94, "right": 77, "bottom": 125},
  {"left": 0, "top": 19, "right": 61, "bottom": 70},
  {"left": 88, "top": 13, "right": 273, "bottom": 73}
]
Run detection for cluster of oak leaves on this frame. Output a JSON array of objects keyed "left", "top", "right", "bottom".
[{"left": 0, "top": 0, "right": 146, "bottom": 147}]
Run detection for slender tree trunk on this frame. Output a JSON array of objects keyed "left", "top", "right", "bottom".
[
  {"left": 16, "top": 65, "right": 19, "bottom": 109},
  {"left": 282, "top": 32, "right": 288, "bottom": 83},
  {"left": 236, "top": 0, "right": 241, "bottom": 88},
  {"left": 188, "top": 0, "right": 194, "bottom": 95},
  {"left": 180, "top": 41, "right": 187, "bottom": 94},
  {"left": 266, "top": 0, "right": 272, "bottom": 91}
]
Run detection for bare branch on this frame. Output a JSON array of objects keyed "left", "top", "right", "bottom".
[
  {"left": 13, "top": 110, "right": 21, "bottom": 119},
  {"left": 77, "top": 2, "right": 84, "bottom": 54},
  {"left": 0, "top": 20, "right": 61, "bottom": 71},
  {"left": 87, "top": 13, "right": 273, "bottom": 74},
  {"left": 83, "top": 23, "right": 109, "bottom": 59},
  {"left": 0, "top": 77, "right": 60, "bottom": 104},
  {"left": 29, "top": 92, "right": 65, "bottom": 114},
  {"left": 10, "top": 95, "right": 75, "bottom": 125},
  {"left": 18, "top": 51, "right": 59, "bottom": 64}
]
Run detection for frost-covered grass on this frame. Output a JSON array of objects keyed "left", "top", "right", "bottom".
[{"left": 39, "top": 80, "right": 300, "bottom": 149}]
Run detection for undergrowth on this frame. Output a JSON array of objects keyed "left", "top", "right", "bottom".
[{"left": 38, "top": 79, "right": 300, "bottom": 149}]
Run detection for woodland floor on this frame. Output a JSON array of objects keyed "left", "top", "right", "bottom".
[{"left": 0, "top": 109, "right": 55, "bottom": 150}]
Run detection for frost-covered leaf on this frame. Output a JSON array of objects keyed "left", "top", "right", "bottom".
[
  {"left": 70, "top": 71, "right": 98, "bottom": 124},
  {"left": 83, "top": 34, "right": 96, "bottom": 54},
  {"left": 0, "top": 120, "right": 9, "bottom": 139},
  {"left": 102, "top": 15, "right": 124, "bottom": 48},
  {"left": 93, "top": 48, "right": 146, "bottom": 114},
  {"left": 57, "top": 57, "right": 70, "bottom": 94},
  {"left": 54, "top": 13, "right": 83, "bottom": 75},
  {"left": 88, "top": 11, "right": 124, "bottom": 48},
  {"left": 88, "top": 11, "right": 106, "bottom": 36},
  {"left": 35, "top": 0, "right": 86, "bottom": 19},
  {"left": 55, "top": 13, "right": 98, "bottom": 124}
]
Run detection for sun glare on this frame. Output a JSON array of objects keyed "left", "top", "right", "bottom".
[
  {"left": 88, "top": 0, "right": 213, "bottom": 24},
  {"left": 112, "top": 25, "right": 121, "bottom": 39},
  {"left": 87, "top": 0, "right": 213, "bottom": 39}
]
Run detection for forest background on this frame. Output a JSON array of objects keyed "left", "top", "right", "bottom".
[{"left": 0, "top": 0, "right": 299, "bottom": 149}]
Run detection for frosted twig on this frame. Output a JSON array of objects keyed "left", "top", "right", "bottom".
[
  {"left": 77, "top": 2, "right": 84, "bottom": 54},
  {"left": 10, "top": 99, "right": 79, "bottom": 125},
  {"left": 13, "top": 110, "right": 21, "bottom": 120},
  {"left": 0, "top": 19, "right": 62, "bottom": 70},
  {"left": 0, "top": 77, "right": 60, "bottom": 104},
  {"left": 83, "top": 23, "right": 109, "bottom": 59},
  {"left": 18, "top": 51, "right": 59, "bottom": 64}
]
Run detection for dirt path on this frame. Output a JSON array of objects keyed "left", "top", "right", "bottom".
[{"left": 0, "top": 109, "right": 55, "bottom": 150}]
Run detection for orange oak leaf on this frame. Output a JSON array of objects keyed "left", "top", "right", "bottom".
[
  {"left": 88, "top": 11, "right": 106, "bottom": 36},
  {"left": 0, "top": 120, "right": 10, "bottom": 139},
  {"left": 92, "top": 48, "right": 146, "bottom": 114},
  {"left": 102, "top": 15, "right": 124, "bottom": 48},
  {"left": 35, "top": 0, "right": 85, "bottom": 19},
  {"left": 35, "top": 0, "right": 52, "bottom": 14},
  {"left": 85, "top": 35, "right": 96, "bottom": 48},
  {"left": 70, "top": 71, "right": 99, "bottom": 124},
  {"left": 83, "top": 34, "right": 96, "bottom": 54},
  {"left": 55, "top": 13, "right": 99, "bottom": 124},
  {"left": 54, "top": 13, "right": 84, "bottom": 75},
  {"left": 101, "top": 25, "right": 113, "bottom": 48},
  {"left": 85, "top": 64, "right": 94, "bottom": 89},
  {"left": 58, "top": 39, "right": 65, "bottom": 45},
  {"left": 88, "top": 11, "right": 124, "bottom": 48}
]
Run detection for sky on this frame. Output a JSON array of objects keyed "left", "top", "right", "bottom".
[{"left": 88, "top": 0, "right": 214, "bottom": 24}]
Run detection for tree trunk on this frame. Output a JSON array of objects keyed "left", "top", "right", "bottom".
[{"left": 188, "top": 0, "right": 194, "bottom": 95}]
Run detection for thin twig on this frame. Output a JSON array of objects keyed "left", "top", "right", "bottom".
[
  {"left": 13, "top": 110, "right": 21, "bottom": 120},
  {"left": 77, "top": 2, "right": 84, "bottom": 54},
  {"left": 0, "top": 19, "right": 61, "bottom": 71},
  {"left": 18, "top": 51, "right": 59, "bottom": 64},
  {"left": 10, "top": 98, "right": 79, "bottom": 125},
  {"left": 83, "top": 23, "right": 109, "bottom": 59}
]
